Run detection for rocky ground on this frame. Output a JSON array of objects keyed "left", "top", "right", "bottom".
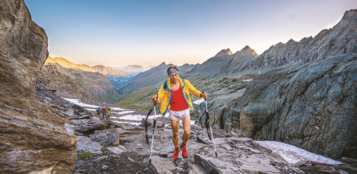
[{"left": 35, "top": 83, "right": 357, "bottom": 174}]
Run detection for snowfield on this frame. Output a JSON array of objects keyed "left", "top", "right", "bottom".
[
  {"left": 63, "top": 98, "right": 99, "bottom": 108},
  {"left": 255, "top": 141, "right": 342, "bottom": 165}
]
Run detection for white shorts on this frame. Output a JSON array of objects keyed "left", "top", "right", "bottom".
[{"left": 169, "top": 109, "right": 190, "bottom": 121}]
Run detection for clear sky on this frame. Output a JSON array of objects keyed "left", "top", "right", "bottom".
[{"left": 25, "top": 0, "right": 356, "bottom": 67}]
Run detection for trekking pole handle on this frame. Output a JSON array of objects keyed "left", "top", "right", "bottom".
[
  {"left": 154, "top": 93, "right": 159, "bottom": 106},
  {"left": 202, "top": 91, "right": 208, "bottom": 112},
  {"left": 202, "top": 91, "right": 206, "bottom": 101}
]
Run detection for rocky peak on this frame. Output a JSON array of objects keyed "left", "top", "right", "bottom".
[
  {"left": 240, "top": 45, "right": 258, "bottom": 57},
  {"left": 215, "top": 48, "right": 233, "bottom": 57},
  {"left": 242, "top": 45, "right": 251, "bottom": 50},
  {"left": 241, "top": 9, "right": 357, "bottom": 71},
  {"left": 341, "top": 9, "right": 357, "bottom": 24},
  {"left": 218, "top": 46, "right": 259, "bottom": 75},
  {"left": 286, "top": 38, "right": 296, "bottom": 44}
]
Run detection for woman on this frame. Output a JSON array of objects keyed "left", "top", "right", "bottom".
[
  {"left": 106, "top": 108, "right": 111, "bottom": 120},
  {"left": 152, "top": 65, "right": 207, "bottom": 160}
]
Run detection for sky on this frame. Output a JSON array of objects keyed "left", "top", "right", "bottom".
[{"left": 25, "top": 0, "right": 357, "bottom": 67}]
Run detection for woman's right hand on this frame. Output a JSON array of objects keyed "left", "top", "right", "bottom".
[{"left": 152, "top": 96, "right": 159, "bottom": 104}]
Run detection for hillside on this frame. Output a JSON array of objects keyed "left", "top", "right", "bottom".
[
  {"left": 218, "top": 46, "right": 258, "bottom": 75},
  {"left": 116, "top": 62, "right": 194, "bottom": 109},
  {"left": 40, "top": 62, "right": 121, "bottom": 103},
  {"left": 185, "top": 48, "right": 233, "bottom": 79},
  {"left": 38, "top": 64, "right": 89, "bottom": 99},
  {"left": 46, "top": 56, "right": 132, "bottom": 88}
]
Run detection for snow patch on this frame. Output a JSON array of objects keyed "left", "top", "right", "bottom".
[
  {"left": 255, "top": 141, "right": 342, "bottom": 165},
  {"left": 119, "top": 115, "right": 152, "bottom": 121},
  {"left": 193, "top": 98, "right": 205, "bottom": 105},
  {"left": 64, "top": 123, "right": 75, "bottom": 133},
  {"left": 85, "top": 108, "right": 96, "bottom": 111},
  {"left": 117, "top": 111, "right": 135, "bottom": 115},
  {"left": 242, "top": 79, "right": 253, "bottom": 82},
  {"left": 111, "top": 107, "right": 125, "bottom": 111},
  {"left": 112, "top": 121, "right": 141, "bottom": 125},
  {"left": 62, "top": 98, "right": 99, "bottom": 108}
]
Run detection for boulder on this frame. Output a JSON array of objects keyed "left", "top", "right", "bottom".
[
  {"left": 235, "top": 154, "right": 280, "bottom": 173},
  {"left": 90, "top": 132, "right": 109, "bottom": 146},
  {"left": 90, "top": 129, "right": 120, "bottom": 146},
  {"left": 75, "top": 117, "right": 107, "bottom": 133},
  {"left": 106, "top": 147, "right": 125, "bottom": 155},
  {"left": 66, "top": 109, "right": 75, "bottom": 116},
  {"left": 71, "top": 119, "right": 89, "bottom": 125},
  {"left": 194, "top": 154, "right": 241, "bottom": 173},
  {"left": 77, "top": 136, "right": 102, "bottom": 157},
  {"left": 149, "top": 156, "right": 176, "bottom": 174}
]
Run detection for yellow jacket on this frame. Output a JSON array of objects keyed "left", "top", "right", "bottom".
[{"left": 152, "top": 77, "right": 202, "bottom": 116}]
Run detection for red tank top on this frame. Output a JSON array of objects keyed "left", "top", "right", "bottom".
[{"left": 170, "top": 82, "right": 189, "bottom": 111}]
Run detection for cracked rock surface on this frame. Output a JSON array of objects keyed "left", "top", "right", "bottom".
[{"left": 233, "top": 54, "right": 357, "bottom": 159}]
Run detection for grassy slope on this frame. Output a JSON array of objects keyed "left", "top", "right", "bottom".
[
  {"left": 55, "top": 64, "right": 121, "bottom": 104},
  {"left": 116, "top": 63, "right": 193, "bottom": 109}
]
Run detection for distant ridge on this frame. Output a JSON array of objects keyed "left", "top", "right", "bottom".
[
  {"left": 45, "top": 56, "right": 132, "bottom": 89},
  {"left": 45, "top": 56, "right": 131, "bottom": 77},
  {"left": 241, "top": 9, "right": 357, "bottom": 71},
  {"left": 113, "top": 64, "right": 156, "bottom": 76}
]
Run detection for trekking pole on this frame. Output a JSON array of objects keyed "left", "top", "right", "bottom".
[
  {"left": 145, "top": 94, "right": 158, "bottom": 164},
  {"left": 203, "top": 91, "right": 218, "bottom": 157}
]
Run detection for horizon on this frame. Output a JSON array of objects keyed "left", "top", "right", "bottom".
[{"left": 25, "top": 0, "right": 356, "bottom": 67}]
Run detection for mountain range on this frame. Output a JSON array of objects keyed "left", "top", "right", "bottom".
[
  {"left": 114, "top": 9, "right": 357, "bottom": 159},
  {"left": 117, "top": 9, "right": 357, "bottom": 108},
  {"left": 46, "top": 56, "right": 132, "bottom": 89},
  {"left": 113, "top": 65, "right": 156, "bottom": 76}
]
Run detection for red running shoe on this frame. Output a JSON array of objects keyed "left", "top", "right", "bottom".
[
  {"left": 171, "top": 148, "right": 180, "bottom": 160},
  {"left": 180, "top": 143, "right": 188, "bottom": 158}
]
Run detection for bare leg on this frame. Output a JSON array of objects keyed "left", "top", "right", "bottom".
[
  {"left": 171, "top": 120, "right": 179, "bottom": 148},
  {"left": 181, "top": 115, "right": 191, "bottom": 144}
]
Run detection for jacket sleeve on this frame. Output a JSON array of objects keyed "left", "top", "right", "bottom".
[
  {"left": 152, "top": 84, "right": 165, "bottom": 104},
  {"left": 186, "top": 80, "right": 202, "bottom": 98}
]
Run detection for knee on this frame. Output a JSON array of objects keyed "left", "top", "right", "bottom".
[
  {"left": 173, "top": 131, "right": 179, "bottom": 137},
  {"left": 184, "top": 129, "right": 190, "bottom": 135}
]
